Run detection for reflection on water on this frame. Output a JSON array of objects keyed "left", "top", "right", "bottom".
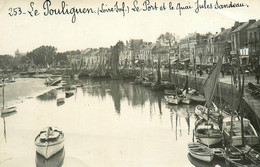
[
  {"left": 1, "top": 78, "right": 201, "bottom": 167},
  {"left": 37, "top": 90, "right": 57, "bottom": 101},
  {"left": 36, "top": 148, "right": 65, "bottom": 167}
]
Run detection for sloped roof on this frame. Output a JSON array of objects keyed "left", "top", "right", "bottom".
[
  {"left": 232, "top": 22, "right": 248, "bottom": 33},
  {"left": 248, "top": 19, "right": 260, "bottom": 30},
  {"left": 143, "top": 43, "right": 156, "bottom": 51}
]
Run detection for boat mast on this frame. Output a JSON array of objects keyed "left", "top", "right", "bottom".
[
  {"left": 1, "top": 77, "right": 4, "bottom": 114},
  {"left": 2, "top": 78, "right": 7, "bottom": 143},
  {"left": 193, "top": 50, "right": 198, "bottom": 91},
  {"left": 237, "top": 62, "right": 245, "bottom": 146},
  {"left": 229, "top": 67, "right": 235, "bottom": 149}
]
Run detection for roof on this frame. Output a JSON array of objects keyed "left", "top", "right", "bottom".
[
  {"left": 142, "top": 43, "right": 156, "bottom": 51},
  {"left": 232, "top": 22, "right": 248, "bottom": 32},
  {"left": 248, "top": 19, "right": 260, "bottom": 30}
]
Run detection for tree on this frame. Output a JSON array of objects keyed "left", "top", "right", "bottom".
[
  {"left": 26, "top": 45, "right": 57, "bottom": 67},
  {"left": 0, "top": 55, "right": 14, "bottom": 71},
  {"left": 111, "top": 41, "right": 124, "bottom": 73}
]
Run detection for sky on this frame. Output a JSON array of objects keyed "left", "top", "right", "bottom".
[{"left": 0, "top": 0, "right": 260, "bottom": 55}]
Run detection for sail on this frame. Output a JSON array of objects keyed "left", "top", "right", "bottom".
[{"left": 203, "top": 58, "right": 223, "bottom": 108}]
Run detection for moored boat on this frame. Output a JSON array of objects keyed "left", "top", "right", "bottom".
[
  {"left": 35, "top": 127, "right": 64, "bottom": 159},
  {"left": 45, "top": 77, "right": 62, "bottom": 86},
  {"left": 65, "top": 91, "right": 74, "bottom": 98},
  {"left": 222, "top": 116, "right": 260, "bottom": 147},
  {"left": 56, "top": 98, "right": 65, "bottom": 104},
  {"left": 1, "top": 106, "right": 17, "bottom": 114},
  {"left": 181, "top": 94, "right": 191, "bottom": 104},
  {"left": 190, "top": 91, "right": 206, "bottom": 103},
  {"left": 194, "top": 118, "right": 223, "bottom": 146},
  {"left": 165, "top": 95, "right": 181, "bottom": 105},
  {"left": 188, "top": 142, "right": 214, "bottom": 162}
]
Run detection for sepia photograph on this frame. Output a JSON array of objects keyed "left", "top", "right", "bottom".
[{"left": 1, "top": 0, "right": 260, "bottom": 166}]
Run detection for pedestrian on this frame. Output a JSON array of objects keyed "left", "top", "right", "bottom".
[
  {"left": 233, "top": 70, "right": 237, "bottom": 87},
  {"left": 218, "top": 114, "right": 224, "bottom": 131},
  {"left": 199, "top": 68, "right": 203, "bottom": 76},
  {"left": 221, "top": 69, "right": 225, "bottom": 78}
]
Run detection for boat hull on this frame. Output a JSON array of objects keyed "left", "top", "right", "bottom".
[
  {"left": 1, "top": 106, "right": 17, "bottom": 114},
  {"left": 35, "top": 127, "right": 65, "bottom": 159},
  {"left": 189, "top": 152, "right": 214, "bottom": 162},
  {"left": 181, "top": 97, "right": 191, "bottom": 104},
  {"left": 165, "top": 96, "right": 181, "bottom": 105},
  {"left": 36, "top": 141, "right": 64, "bottom": 159},
  {"left": 191, "top": 94, "right": 206, "bottom": 103},
  {"left": 188, "top": 143, "right": 214, "bottom": 162},
  {"left": 196, "top": 136, "right": 222, "bottom": 146}
]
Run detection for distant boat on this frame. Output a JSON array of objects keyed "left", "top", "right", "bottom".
[
  {"left": 35, "top": 127, "right": 64, "bottom": 159},
  {"left": 1, "top": 79, "right": 17, "bottom": 117},
  {"left": 165, "top": 95, "right": 181, "bottom": 105},
  {"left": 1, "top": 106, "right": 17, "bottom": 114},
  {"left": 190, "top": 91, "right": 206, "bottom": 103},
  {"left": 5, "top": 77, "right": 15, "bottom": 83},
  {"left": 181, "top": 95, "right": 191, "bottom": 104},
  {"left": 188, "top": 142, "right": 214, "bottom": 162},
  {"left": 45, "top": 77, "right": 62, "bottom": 86},
  {"left": 57, "top": 97, "right": 65, "bottom": 103},
  {"left": 65, "top": 91, "right": 74, "bottom": 98},
  {"left": 142, "top": 80, "right": 151, "bottom": 87}
]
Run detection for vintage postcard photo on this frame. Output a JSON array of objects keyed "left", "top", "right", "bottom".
[{"left": 1, "top": 0, "right": 260, "bottom": 166}]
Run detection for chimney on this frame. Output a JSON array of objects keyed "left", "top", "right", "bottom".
[
  {"left": 221, "top": 28, "right": 225, "bottom": 32},
  {"left": 249, "top": 19, "right": 256, "bottom": 24},
  {"left": 232, "top": 21, "right": 240, "bottom": 31}
]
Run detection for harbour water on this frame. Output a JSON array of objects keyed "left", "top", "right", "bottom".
[{"left": 0, "top": 78, "right": 226, "bottom": 167}]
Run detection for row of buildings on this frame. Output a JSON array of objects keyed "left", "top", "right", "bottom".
[{"left": 68, "top": 19, "right": 260, "bottom": 73}]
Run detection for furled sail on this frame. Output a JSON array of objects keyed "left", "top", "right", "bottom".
[{"left": 203, "top": 58, "right": 223, "bottom": 108}]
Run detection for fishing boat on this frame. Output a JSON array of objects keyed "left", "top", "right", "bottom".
[
  {"left": 45, "top": 77, "right": 62, "bottom": 86},
  {"left": 142, "top": 79, "right": 152, "bottom": 87},
  {"left": 194, "top": 118, "right": 223, "bottom": 146},
  {"left": 223, "top": 58, "right": 260, "bottom": 167},
  {"left": 1, "top": 106, "right": 17, "bottom": 115},
  {"left": 181, "top": 94, "right": 191, "bottom": 104},
  {"left": 194, "top": 58, "right": 223, "bottom": 146},
  {"left": 165, "top": 95, "right": 181, "bottom": 105},
  {"left": 190, "top": 91, "right": 206, "bottom": 103},
  {"left": 35, "top": 127, "right": 65, "bottom": 159},
  {"left": 222, "top": 116, "right": 260, "bottom": 147},
  {"left": 1, "top": 79, "right": 17, "bottom": 117},
  {"left": 190, "top": 58, "right": 206, "bottom": 103},
  {"left": 164, "top": 89, "right": 175, "bottom": 95},
  {"left": 223, "top": 145, "right": 260, "bottom": 167},
  {"left": 188, "top": 142, "right": 214, "bottom": 162}
]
